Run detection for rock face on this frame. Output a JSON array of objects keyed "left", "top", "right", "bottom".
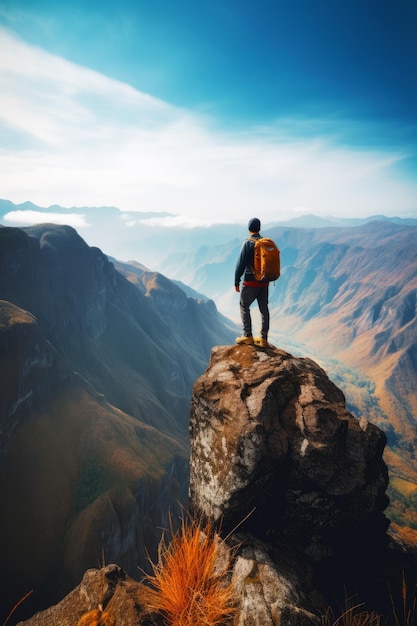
[
  {"left": 189, "top": 345, "right": 389, "bottom": 541},
  {"left": 189, "top": 344, "right": 392, "bottom": 622},
  {"left": 0, "top": 300, "right": 68, "bottom": 470},
  {"left": 17, "top": 565, "right": 163, "bottom": 626}
]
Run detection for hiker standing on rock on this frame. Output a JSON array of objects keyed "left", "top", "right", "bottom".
[{"left": 235, "top": 217, "right": 279, "bottom": 348}]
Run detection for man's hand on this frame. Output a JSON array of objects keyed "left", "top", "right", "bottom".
[{"left": 235, "top": 285, "right": 240, "bottom": 293}]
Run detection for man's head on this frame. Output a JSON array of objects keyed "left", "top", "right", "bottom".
[{"left": 248, "top": 217, "right": 261, "bottom": 233}]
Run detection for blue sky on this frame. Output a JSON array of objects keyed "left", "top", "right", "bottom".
[{"left": 0, "top": 0, "right": 416, "bottom": 226}]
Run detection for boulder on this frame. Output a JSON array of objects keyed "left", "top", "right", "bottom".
[
  {"left": 223, "top": 533, "right": 324, "bottom": 626},
  {"left": 189, "top": 344, "right": 392, "bottom": 622},
  {"left": 189, "top": 345, "right": 389, "bottom": 545},
  {"left": 17, "top": 565, "right": 163, "bottom": 626}
]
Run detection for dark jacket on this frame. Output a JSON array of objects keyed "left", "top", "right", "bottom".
[{"left": 235, "top": 233, "right": 268, "bottom": 287}]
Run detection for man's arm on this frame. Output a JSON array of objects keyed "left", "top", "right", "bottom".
[{"left": 234, "top": 240, "right": 249, "bottom": 289}]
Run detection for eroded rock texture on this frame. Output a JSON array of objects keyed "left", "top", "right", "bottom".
[
  {"left": 189, "top": 344, "right": 392, "bottom": 623},
  {"left": 17, "top": 565, "right": 163, "bottom": 626},
  {"left": 189, "top": 344, "right": 389, "bottom": 542}
]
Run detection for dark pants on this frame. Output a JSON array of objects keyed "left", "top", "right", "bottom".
[{"left": 240, "top": 285, "right": 269, "bottom": 339}]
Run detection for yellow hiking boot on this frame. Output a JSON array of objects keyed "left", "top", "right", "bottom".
[
  {"left": 235, "top": 336, "right": 254, "bottom": 345},
  {"left": 254, "top": 337, "right": 270, "bottom": 347}
]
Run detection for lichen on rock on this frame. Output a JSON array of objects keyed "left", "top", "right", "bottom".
[{"left": 189, "top": 344, "right": 389, "bottom": 543}]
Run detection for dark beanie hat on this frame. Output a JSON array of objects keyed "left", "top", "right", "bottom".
[{"left": 248, "top": 217, "right": 261, "bottom": 232}]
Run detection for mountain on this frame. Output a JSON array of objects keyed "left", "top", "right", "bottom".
[
  {"left": 278, "top": 213, "right": 417, "bottom": 228},
  {"left": 0, "top": 223, "right": 238, "bottom": 623}
]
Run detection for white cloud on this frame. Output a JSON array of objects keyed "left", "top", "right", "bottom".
[
  {"left": 3, "top": 210, "right": 88, "bottom": 228},
  {"left": 137, "top": 214, "right": 225, "bottom": 228},
  {"left": 0, "top": 26, "right": 416, "bottom": 224}
]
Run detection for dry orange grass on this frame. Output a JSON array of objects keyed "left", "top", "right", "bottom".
[
  {"left": 144, "top": 517, "right": 236, "bottom": 626},
  {"left": 77, "top": 608, "right": 115, "bottom": 626}
]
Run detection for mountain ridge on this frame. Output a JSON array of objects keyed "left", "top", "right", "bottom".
[
  {"left": 2, "top": 198, "right": 416, "bottom": 270},
  {"left": 0, "top": 223, "right": 237, "bottom": 623}
]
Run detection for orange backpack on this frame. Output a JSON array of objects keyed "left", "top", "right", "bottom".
[{"left": 250, "top": 237, "right": 281, "bottom": 282}]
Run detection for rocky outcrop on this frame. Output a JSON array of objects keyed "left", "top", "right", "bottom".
[
  {"left": 223, "top": 534, "right": 324, "bottom": 625},
  {"left": 189, "top": 344, "right": 393, "bottom": 622},
  {"left": 189, "top": 344, "right": 389, "bottom": 542},
  {"left": 17, "top": 565, "right": 163, "bottom": 626},
  {"left": 162, "top": 220, "right": 417, "bottom": 538},
  {"left": 17, "top": 543, "right": 322, "bottom": 626}
]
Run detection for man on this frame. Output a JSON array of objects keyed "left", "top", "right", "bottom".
[{"left": 234, "top": 217, "right": 270, "bottom": 347}]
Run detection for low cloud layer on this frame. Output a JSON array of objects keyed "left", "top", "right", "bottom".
[
  {"left": 1, "top": 26, "right": 416, "bottom": 224},
  {"left": 3, "top": 210, "right": 88, "bottom": 228}
]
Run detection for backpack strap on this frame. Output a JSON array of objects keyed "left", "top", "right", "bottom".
[{"left": 247, "top": 237, "right": 256, "bottom": 275}]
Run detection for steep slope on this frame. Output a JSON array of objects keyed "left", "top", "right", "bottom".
[
  {"left": 267, "top": 222, "right": 417, "bottom": 435},
  {"left": 0, "top": 299, "right": 188, "bottom": 621},
  {"left": 0, "top": 224, "right": 237, "bottom": 622},
  {"left": 112, "top": 258, "right": 237, "bottom": 358},
  {"left": 0, "top": 224, "right": 237, "bottom": 438}
]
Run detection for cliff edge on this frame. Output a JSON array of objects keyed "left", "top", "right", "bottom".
[
  {"left": 188, "top": 344, "right": 402, "bottom": 624},
  {"left": 189, "top": 344, "right": 389, "bottom": 543}
]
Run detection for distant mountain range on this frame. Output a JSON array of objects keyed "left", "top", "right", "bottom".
[{"left": 1, "top": 198, "right": 416, "bottom": 270}]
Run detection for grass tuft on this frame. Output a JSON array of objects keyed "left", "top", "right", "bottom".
[
  {"left": 3, "top": 590, "right": 33, "bottom": 626},
  {"left": 321, "top": 592, "right": 381, "bottom": 626},
  {"left": 321, "top": 602, "right": 381, "bottom": 626},
  {"left": 77, "top": 608, "right": 115, "bottom": 626},
  {"left": 143, "top": 516, "right": 236, "bottom": 626},
  {"left": 389, "top": 571, "right": 417, "bottom": 626}
]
